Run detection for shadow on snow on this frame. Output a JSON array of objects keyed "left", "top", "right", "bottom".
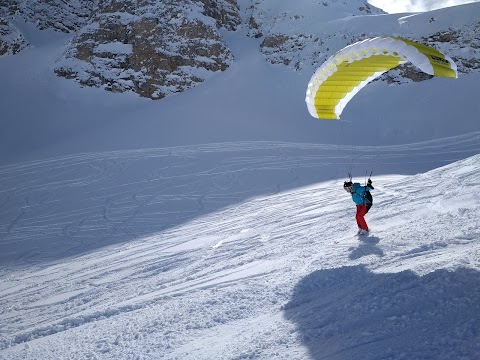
[
  {"left": 349, "top": 236, "right": 384, "bottom": 260},
  {"left": 283, "top": 265, "right": 480, "bottom": 360}
]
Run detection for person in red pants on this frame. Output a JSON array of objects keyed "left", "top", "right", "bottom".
[{"left": 344, "top": 178, "right": 374, "bottom": 235}]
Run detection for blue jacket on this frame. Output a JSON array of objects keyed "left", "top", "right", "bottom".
[{"left": 350, "top": 182, "right": 373, "bottom": 205}]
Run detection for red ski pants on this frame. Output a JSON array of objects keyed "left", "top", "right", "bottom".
[{"left": 356, "top": 204, "right": 369, "bottom": 231}]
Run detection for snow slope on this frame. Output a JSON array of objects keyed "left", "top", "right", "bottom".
[
  {"left": 1, "top": 0, "right": 480, "bottom": 359},
  {"left": 0, "top": 148, "right": 479, "bottom": 359}
]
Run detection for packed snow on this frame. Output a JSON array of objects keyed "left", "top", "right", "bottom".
[{"left": 1, "top": 1, "right": 480, "bottom": 359}]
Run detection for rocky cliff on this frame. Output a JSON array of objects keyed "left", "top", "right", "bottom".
[
  {"left": 255, "top": 2, "right": 480, "bottom": 84},
  {"left": 54, "top": 0, "right": 240, "bottom": 99},
  {"left": 0, "top": 0, "right": 94, "bottom": 55}
]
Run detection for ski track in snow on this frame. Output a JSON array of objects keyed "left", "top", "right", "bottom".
[{"left": 0, "top": 137, "right": 480, "bottom": 359}]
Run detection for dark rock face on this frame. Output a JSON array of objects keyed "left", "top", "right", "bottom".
[
  {"left": 1, "top": 0, "right": 94, "bottom": 55},
  {"left": 0, "top": 17, "right": 28, "bottom": 56},
  {"left": 54, "top": 0, "right": 240, "bottom": 98}
]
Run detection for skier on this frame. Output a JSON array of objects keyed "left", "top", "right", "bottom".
[{"left": 343, "top": 178, "right": 374, "bottom": 235}]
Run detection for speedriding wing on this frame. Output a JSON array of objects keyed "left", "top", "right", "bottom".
[{"left": 305, "top": 37, "right": 457, "bottom": 120}]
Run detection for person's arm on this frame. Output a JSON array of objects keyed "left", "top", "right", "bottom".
[{"left": 367, "top": 179, "right": 374, "bottom": 190}]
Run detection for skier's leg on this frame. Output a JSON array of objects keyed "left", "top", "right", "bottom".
[
  {"left": 361, "top": 205, "right": 369, "bottom": 231},
  {"left": 355, "top": 207, "right": 362, "bottom": 228},
  {"left": 356, "top": 204, "right": 368, "bottom": 231}
]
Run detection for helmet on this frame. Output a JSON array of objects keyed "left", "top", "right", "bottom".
[{"left": 344, "top": 181, "right": 353, "bottom": 192}]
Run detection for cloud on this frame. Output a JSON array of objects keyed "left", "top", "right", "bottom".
[{"left": 368, "top": 0, "right": 480, "bottom": 13}]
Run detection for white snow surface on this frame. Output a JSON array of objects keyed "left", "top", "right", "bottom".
[
  {"left": 1, "top": 1, "right": 480, "bottom": 359},
  {"left": 369, "top": 0, "right": 480, "bottom": 13}
]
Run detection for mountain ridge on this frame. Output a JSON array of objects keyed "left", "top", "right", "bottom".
[{"left": 2, "top": 0, "right": 479, "bottom": 98}]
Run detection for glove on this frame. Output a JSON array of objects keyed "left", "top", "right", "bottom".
[{"left": 367, "top": 179, "right": 374, "bottom": 189}]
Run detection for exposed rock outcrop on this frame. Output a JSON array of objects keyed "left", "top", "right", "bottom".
[
  {"left": 424, "top": 25, "right": 480, "bottom": 73},
  {"left": 0, "top": 17, "right": 28, "bottom": 56},
  {"left": 255, "top": 1, "right": 384, "bottom": 71},
  {"left": 0, "top": 2, "right": 27, "bottom": 55},
  {"left": 1, "top": 0, "right": 95, "bottom": 56},
  {"left": 54, "top": 0, "right": 240, "bottom": 99}
]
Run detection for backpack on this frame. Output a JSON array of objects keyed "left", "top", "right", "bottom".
[{"left": 364, "top": 190, "right": 373, "bottom": 204}]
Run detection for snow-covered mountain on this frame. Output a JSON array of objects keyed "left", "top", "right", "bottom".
[
  {"left": 2, "top": 0, "right": 479, "bottom": 98},
  {"left": 0, "top": 0, "right": 480, "bottom": 359}
]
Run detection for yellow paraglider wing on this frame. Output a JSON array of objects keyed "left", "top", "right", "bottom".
[{"left": 305, "top": 37, "right": 458, "bottom": 120}]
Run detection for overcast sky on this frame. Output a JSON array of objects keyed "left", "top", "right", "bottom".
[{"left": 368, "top": 0, "right": 480, "bottom": 13}]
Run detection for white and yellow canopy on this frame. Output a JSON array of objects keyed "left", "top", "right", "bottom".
[{"left": 305, "top": 36, "right": 458, "bottom": 120}]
